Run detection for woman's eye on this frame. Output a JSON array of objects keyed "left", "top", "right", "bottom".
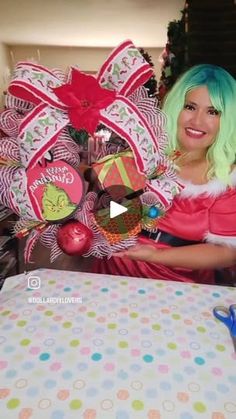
[
  {"left": 208, "top": 108, "right": 220, "bottom": 116},
  {"left": 184, "top": 103, "right": 195, "bottom": 111}
]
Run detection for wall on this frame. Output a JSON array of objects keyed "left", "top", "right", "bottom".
[
  {"left": 7, "top": 45, "right": 163, "bottom": 79},
  {"left": 0, "top": 43, "right": 10, "bottom": 106},
  {"left": 0, "top": 0, "right": 185, "bottom": 48}
]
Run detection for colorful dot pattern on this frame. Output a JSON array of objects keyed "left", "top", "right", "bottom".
[{"left": 0, "top": 269, "right": 236, "bottom": 418}]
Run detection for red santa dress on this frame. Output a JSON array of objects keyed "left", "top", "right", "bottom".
[{"left": 93, "top": 171, "right": 236, "bottom": 284}]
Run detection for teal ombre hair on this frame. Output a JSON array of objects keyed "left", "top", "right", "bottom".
[{"left": 162, "top": 64, "right": 236, "bottom": 183}]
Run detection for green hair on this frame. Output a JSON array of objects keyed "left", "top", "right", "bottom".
[{"left": 162, "top": 64, "right": 236, "bottom": 183}]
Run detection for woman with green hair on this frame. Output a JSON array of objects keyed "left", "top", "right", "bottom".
[
  {"left": 96, "top": 64, "right": 236, "bottom": 284},
  {"left": 163, "top": 64, "right": 236, "bottom": 184}
]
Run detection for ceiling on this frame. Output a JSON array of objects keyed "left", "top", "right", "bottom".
[{"left": 0, "top": 0, "right": 185, "bottom": 48}]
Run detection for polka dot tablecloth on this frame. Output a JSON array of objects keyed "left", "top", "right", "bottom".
[{"left": 0, "top": 269, "right": 236, "bottom": 419}]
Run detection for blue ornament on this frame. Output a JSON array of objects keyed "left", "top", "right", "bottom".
[{"left": 148, "top": 206, "right": 160, "bottom": 219}]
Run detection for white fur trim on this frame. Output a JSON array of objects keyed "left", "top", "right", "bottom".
[
  {"left": 179, "top": 168, "right": 236, "bottom": 198},
  {"left": 205, "top": 232, "right": 236, "bottom": 248}
]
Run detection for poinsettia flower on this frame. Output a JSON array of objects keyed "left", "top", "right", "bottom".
[{"left": 53, "top": 69, "right": 116, "bottom": 135}]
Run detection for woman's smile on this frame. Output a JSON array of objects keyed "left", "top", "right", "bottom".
[{"left": 184, "top": 127, "right": 207, "bottom": 139}]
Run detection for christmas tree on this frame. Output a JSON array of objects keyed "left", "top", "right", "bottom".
[{"left": 158, "top": 4, "right": 188, "bottom": 102}]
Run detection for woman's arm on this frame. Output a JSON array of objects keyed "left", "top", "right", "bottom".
[{"left": 113, "top": 243, "right": 236, "bottom": 270}]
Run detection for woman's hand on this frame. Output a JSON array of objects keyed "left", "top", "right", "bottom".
[
  {"left": 113, "top": 244, "right": 159, "bottom": 263},
  {"left": 114, "top": 242, "right": 236, "bottom": 270}
]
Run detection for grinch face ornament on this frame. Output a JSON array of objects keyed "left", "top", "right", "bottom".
[{"left": 27, "top": 161, "right": 84, "bottom": 222}]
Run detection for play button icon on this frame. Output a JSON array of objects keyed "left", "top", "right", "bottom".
[
  {"left": 110, "top": 201, "right": 127, "bottom": 219},
  {"left": 93, "top": 184, "right": 143, "bottom": 244}
]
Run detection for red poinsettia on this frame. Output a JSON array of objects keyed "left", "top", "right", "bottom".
[{"left": 53, "top": 69, "right": 116, "bottom": 135}]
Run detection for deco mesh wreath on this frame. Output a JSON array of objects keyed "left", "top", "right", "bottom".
[{"left": 0, "top": 40, "right": 183, "bottom": 262}]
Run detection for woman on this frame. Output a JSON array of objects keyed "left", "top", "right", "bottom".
[{"left": 94, "top": 64, "right": 236, "bottom": 284}]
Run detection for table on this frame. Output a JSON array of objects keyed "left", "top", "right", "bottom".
[{"left": 0, "top": 269, "right": 236, "bottom": 419}]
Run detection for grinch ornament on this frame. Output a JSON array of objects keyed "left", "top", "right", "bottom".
[{"left": 27, "top": 160, "right": 83, "bottom": 222}]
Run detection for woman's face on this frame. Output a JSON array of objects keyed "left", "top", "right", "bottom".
[{"left": 177, "top": 86, "right": 221, "bottom": 153}]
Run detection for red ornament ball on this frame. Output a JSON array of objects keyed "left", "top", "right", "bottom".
[{"left": 57, "top": 221, "right": 93, "bottom": 256}]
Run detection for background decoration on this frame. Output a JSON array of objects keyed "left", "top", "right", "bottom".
[{"left": 158, "top": 5, "right": 188, "bottom": 102}]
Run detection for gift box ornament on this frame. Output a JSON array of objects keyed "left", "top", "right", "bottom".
[
  {"left": 93, "top": 197, "right": 142, "bottom": 245},
  {"left": 92, "top": 150, "right": 146, "bottom": 195}
]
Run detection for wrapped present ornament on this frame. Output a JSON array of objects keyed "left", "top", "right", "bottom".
[{"left": 92, "top": 150, "right": 146, "bottom": 196}]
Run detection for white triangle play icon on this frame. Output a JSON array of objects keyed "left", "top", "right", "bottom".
[{"left": 110, "top": 201, "right": 127, "bottom": 219}]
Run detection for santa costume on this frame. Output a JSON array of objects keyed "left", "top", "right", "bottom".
[{"left": 94, "top": 170, "right": 236, "bottom": 284}]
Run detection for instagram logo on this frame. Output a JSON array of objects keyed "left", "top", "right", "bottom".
[{"left": 27, "top": 276, "right": 41, "bottom": 290}]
